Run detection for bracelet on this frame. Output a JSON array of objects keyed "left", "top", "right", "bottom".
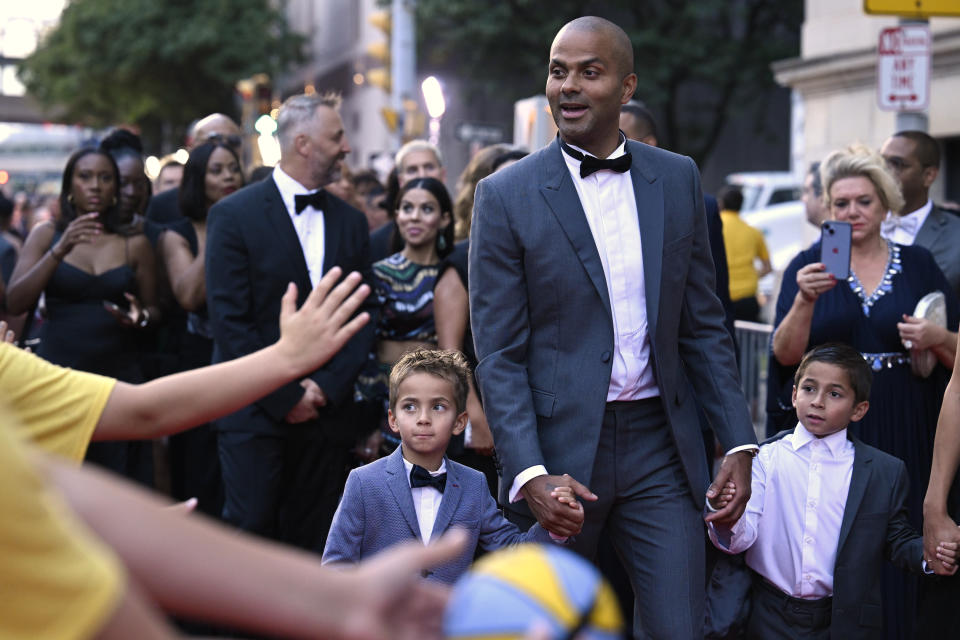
[{"left": 138, "top": 308, "right": 151, "bottom": 329}]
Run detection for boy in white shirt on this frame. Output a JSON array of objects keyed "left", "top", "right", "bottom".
[{"left": 708, "top": 343, "right": 957, "bottom": 639}]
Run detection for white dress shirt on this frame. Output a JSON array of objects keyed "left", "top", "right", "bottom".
[
  {"left": 881, "top": 199, "right": 933, "bottom": 246},
  {"left": 710, "top": 423, "right": 854, "bottom": 599},
  {"left": 272, "top": 165, "right": 326, "bottom": 286},
  {"left": 401, "top": 455, "right": 446, "bottom": 545}
]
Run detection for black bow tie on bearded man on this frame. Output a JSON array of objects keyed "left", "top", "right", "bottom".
[
  {"left": 294, "top": 190, "right": 327, "bottom": 214},
  {"left": 559, "top": 139, "right": 632, "bottom": 179}
]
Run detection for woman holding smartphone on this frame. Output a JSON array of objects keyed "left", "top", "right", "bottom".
[
  {"left": 6, "top": 147, "right": 159, "bottom": 482},
  {"left": 769, "top": 144, "right": 957, "bottom": 638}
]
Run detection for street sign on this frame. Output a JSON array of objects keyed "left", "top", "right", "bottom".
[
  {"left": 865, "top": 0, "right": 960, "bottom": 17},
  {"left": 877, "top": 25, "right": 931, "bottom": 112},
  {"left": 455, "top": 122, "right": 505, "bottom": 144}
]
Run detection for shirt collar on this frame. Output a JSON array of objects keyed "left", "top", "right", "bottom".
[
  {"left": 562, "top": 131, "right": 628, "bottom": 161},
  {"left": 272, "top": 165, "right": 323, "bottom": 216},
  {"left": 887, "top": 198, "right": 933, "bottom": 228},
  {"left": 790, "top": 422, "right": 850, "bottom": 457},
  {"left": 401, "top": 454, "right": 447, "bottom": 488}
]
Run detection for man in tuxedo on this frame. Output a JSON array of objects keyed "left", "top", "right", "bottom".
[
  {"left": 880, "top": 130, "right": 960, "bottom": 298},
  {"left": 469, "top": 17, "right": 757, "bottom": 639},
  {"left": 205, "top": 92, "right": 374, "bottom": 552}
]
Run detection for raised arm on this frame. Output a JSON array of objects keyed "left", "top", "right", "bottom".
[
  {"left": 772, "top": 262, "right": 835, "bottom": 366},
  {"left": 95, "top": 269, "right": 369, "bottom": 440}
]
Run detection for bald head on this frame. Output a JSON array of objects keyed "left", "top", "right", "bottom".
[
  {"left": 555, "top": 16, "right": 634, "bottom": 78},
  {"left": 189, "top": 113, "right": 241, "bottom": 151}
]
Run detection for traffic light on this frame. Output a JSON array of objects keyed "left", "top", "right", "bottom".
[{"left": 366, "top": 9, "right": 391, "bottom": 93}]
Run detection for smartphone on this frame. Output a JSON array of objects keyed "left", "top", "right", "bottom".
[{"left": 820, "top": 220, "right": 851, "bottom": 280}]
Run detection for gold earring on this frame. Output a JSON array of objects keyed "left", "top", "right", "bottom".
[
  {"left": 67, "top": 194, "right": 74, "bottom": 205},
  {"left": 111, "top": 197, "right": 117, "bottom": 206}
]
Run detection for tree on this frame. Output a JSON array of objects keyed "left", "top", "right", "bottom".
[
  {"left": 18, "top": 0, "right": 303, "bottom": 148},
  {"left": 413, "top": 0, "right": 802, "bottom": 166}
]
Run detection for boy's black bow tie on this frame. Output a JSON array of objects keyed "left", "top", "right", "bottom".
[
  {"left": 559, "top": 139, "right": 632, "bottom": 178},
  {"left": 410, "top": 464, "right": 446, "bottom": 493}
]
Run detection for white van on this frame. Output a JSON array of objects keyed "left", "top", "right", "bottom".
[{"left": 724, "top": 171, "right": 801, "bottom": 212}]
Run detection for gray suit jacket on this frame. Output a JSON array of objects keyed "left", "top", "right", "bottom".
[
  {"left": 914, "top": 204, "right": 960, "bottom": 300},
  {"left": 321, "top": 448, "right": 553, "bottom": 584},
  {"left": 469, "top": 138, "right": 756, "bottom": 509}
]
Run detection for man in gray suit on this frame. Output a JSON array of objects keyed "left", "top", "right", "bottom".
[
  {"left": 880, "top": 130, "right": 960, "bottom": 298},
  {"left": 469, "top": 16, "right": 757, "bottom": 639}
]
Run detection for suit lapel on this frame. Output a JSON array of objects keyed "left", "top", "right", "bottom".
[
  {"left": 384, "top": 448, "right": 422, "bottom": 540},
  {"left": 321, "top": 191, "right": 345, "bottom": 275},
  {"left": 837, "top": 437, "right": 873, "bottom": 553},
  {"left": 914, "top": 205, "right": 945, "bottom": 250},
  {"left": 627, "top": 141, "right": 665, "bottom": 333},
  {"left": 539, "top": 140, "right": 612, "bottom": 316},
  {"left": 431, "top": 460, "right": 463, "bottom": 540},
  {"left": 262, "top": 179, "right": 312, "bottom": 291}
]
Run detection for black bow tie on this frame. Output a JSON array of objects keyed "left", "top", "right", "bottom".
[
  {"left": 294, "top": 190, "right": 327, "bottom": 214},
  {"left": 410, "top": 464, "right": 446, "bottom": 493},
  {"left": 559, "top": 139, "right": 632, "bottom": 178}
]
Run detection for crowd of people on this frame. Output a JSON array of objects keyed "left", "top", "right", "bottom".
[{"left": 4, "top": 13, "right": 960, "bottom": 640}]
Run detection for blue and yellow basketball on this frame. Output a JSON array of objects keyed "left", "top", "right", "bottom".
[{"left": 443, "top": 543, "right": 623, "bottom": 639}]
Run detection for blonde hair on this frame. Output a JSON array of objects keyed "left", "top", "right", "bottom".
[
  {"left": 389, "top": 349, "right": 471, "bottom": 414},
  {"left": 820, "top": 143, "right": 905, "bottom": 214}
]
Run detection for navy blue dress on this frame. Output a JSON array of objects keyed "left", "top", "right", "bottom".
[{"left": 769, "top": 241, "right": 958, "bottom": 640}]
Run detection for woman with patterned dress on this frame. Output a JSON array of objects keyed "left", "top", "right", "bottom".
[
  {"left": 771, "top": 145, "right": 958, "bottom": 640},
  {"left": 356, "top": 177, "right": 454, "bottom": 454}
]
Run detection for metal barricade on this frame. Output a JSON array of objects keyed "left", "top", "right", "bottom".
[{"left": 734, "top": 320, "right": 773, "bottom": 441}]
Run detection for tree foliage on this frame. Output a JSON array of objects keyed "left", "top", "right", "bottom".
[
  {"left": 19, "top": 0, "right": 303, "bottom": 143},
  {"left": 414, "top": 0, "right": 802, "bottom": 165}
]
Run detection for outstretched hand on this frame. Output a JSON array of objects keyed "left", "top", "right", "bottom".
[
  {"left": 522, "top": 474, "right": 596, "bottom": 537},
  {"left": 705, "top": 450, "right": 753, "bottom": 525},
  {"left": 276, "top": 267, "right": 370, "bottom": 377},
  {"left": 336, "top": 529, "right": 469, "bottom": 640}
]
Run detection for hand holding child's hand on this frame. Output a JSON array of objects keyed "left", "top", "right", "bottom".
[
  {"left": 706, "top": 481, "right": 737, "bottom": 513},
  {"left": 934, "top": 538, "right": 959, "bottom": 576},
  {"left": 550, "top": 485, "right": 584, "bottom": 533}
]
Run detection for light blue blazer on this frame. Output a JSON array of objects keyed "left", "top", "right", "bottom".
[{"left": 321, "top": 447, "right": 554, "bottom": 583}]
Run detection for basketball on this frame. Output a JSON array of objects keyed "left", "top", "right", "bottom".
[{"left": 443, "top": 543, "right": 623, "bottom": 639}]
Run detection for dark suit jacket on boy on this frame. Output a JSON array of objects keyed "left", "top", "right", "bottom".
[
  {"left": 322, "top": 447, "right": 555, "bottom": 584},
  {"left": 707, "top": 432, "right": 924, "bottom": 639}
]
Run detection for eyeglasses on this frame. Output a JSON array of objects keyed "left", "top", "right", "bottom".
[{"left": 204, "top": 133, "right": 243, "bottom": 150}]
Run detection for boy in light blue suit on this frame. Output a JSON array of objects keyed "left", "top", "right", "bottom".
[{"left": 322, "top": 349, "right": 580, "bottom": 583}]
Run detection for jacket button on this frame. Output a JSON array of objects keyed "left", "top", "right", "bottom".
[{"left": 601, "top": 351, "right": 611, "bottom": 363}]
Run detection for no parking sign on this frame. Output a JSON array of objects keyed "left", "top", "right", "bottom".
[{"left": 877, "top": 24, "right": 931, "bottom": 112}]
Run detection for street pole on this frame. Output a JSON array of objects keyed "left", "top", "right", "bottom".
[
  {"left": 896, "top": 17, "right": 929, "bottom": 133},
  {"left": 391, "top": 0, "right": 417, "bottom": 147}
]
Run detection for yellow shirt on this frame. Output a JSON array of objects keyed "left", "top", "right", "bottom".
[
  {"left": 0, "top": 405, "right": 123, "bottom": 640},
  {"left": 720, "top": 210, "right": 770, "bottom": 302},
  {"left": 0, "top": 343, "right": 116, "bottom": 461}
]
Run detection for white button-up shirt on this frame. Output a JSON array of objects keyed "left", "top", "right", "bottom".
[
  {"left": 709, "top": 423, "right": 854, "bottom": 598},
  {"left": 401, "top": 455, "right": 446, "bottom": 545},
  {"left": 272, "top": 165, "right": 326, "bottom": 286}
]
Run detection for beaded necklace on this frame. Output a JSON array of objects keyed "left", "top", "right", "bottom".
[{"left": 847, "top": 242, "right": 902, "bottom": 317}]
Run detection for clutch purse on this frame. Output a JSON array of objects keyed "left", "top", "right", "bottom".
[{"left": 910, "top": 291, "right": 946, "bottom": 378}]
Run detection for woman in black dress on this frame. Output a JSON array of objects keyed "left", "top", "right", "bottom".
[
  {"left": 7, "top": 147, "right": 159, "bottom": 482},
  {"left": 159, "top": 140, "right": 243, "bottom": 515}
]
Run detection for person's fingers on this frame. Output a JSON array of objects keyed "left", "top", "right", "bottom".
[
  {"left": 333, "top": 311, "right": 372, "bottom": 348},
  {"left": 304, "top": 266, "right": 343, "bottom": 311},
  {"left": 279, "top": 282, "right": 298, "bottom": 321},
  {"left": 324, "top": 276, "right": 369, "bottom": 326},
  {"left": 560, "top": 474, "right": 597, "bottom": 501}
]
